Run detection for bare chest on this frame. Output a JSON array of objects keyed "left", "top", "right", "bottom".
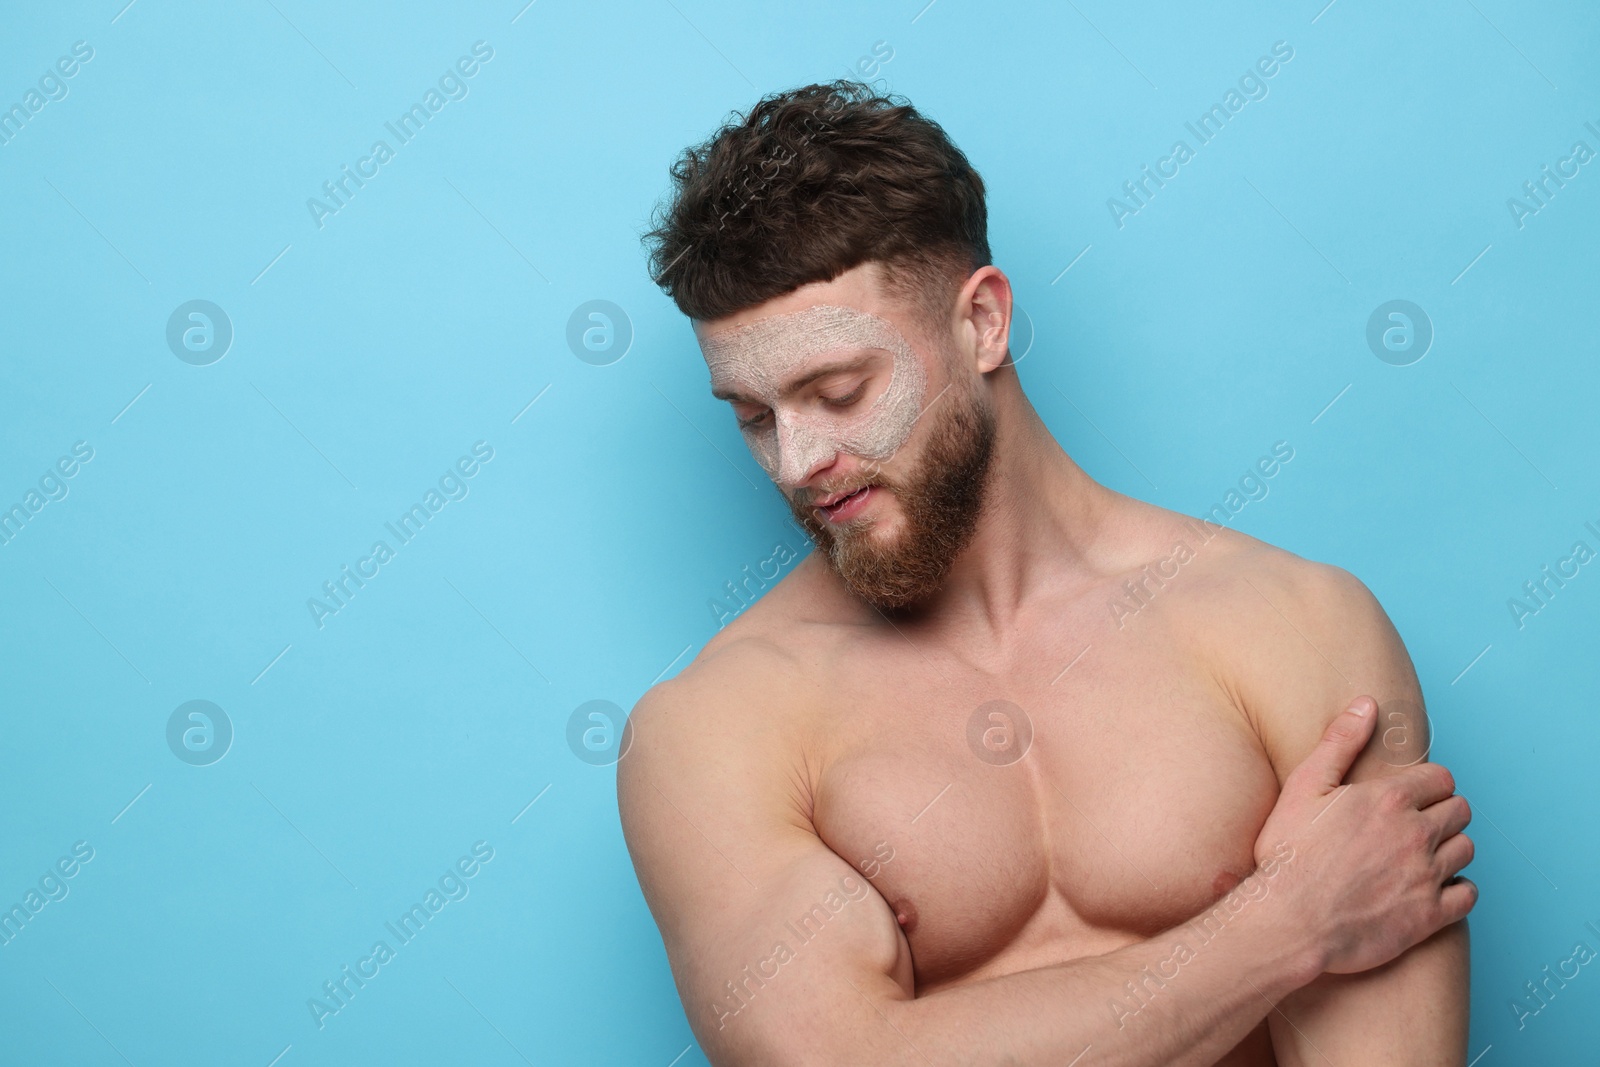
[{"left": 809, "top": 624, "right": 1281, "bottom": 994}]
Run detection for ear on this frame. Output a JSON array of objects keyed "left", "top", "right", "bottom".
[{"left": 956, "top": 266, "right": 1013, "bottom": 375}]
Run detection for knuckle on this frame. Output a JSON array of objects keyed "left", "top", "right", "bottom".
[
  {"left": 1422, "top": 762, "right": 1447, "bottom": 790},
  {"left": 1378, "top": 781, "right": 1410, "bottom": 813}
]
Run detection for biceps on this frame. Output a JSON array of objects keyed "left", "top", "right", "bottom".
[
  {"left": 1268, "top": 920, "right": 1468, "bottom": 1066},
  {"left": 693, "top": 893, "right": 908, "bottom": 1029},
  {"left": 654, "top": 841, "right": 915, "bottom": 1062}
]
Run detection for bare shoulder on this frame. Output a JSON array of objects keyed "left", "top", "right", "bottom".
[
  {"left": 1102, "top": 506, "right": 1368, "bottom": 632},
  {"left": 620, "top": 629, "right": 809, "bottom": 806},
  {"left": 619, "top": 553, "right": 851, "bottom": 837},
  {"left": 1175, "top": 522, "right": 1382, "bottom": 629},
  {"left": 1143, "top": 516, "right": 1425, "bottom": 782}
]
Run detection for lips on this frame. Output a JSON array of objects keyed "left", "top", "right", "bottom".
[
  {"left": 815, "top": 485, "right": 870, "bottom": 509},
  {"left": 816, "top": 485, "right": 873, "bottom": 519}
]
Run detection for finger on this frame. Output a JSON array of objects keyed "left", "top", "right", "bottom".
[
  {"left": 1286, "top": 697, "right": 1378, "bottom": 796},
  {"left": 1439, "top": 876, "right": 1478, "bottom": 923},
  {"left": 1421, "top": 793, "right": 1471, "bottom": 841},
  {"left": 1434, "top": 833, "right": 1474, "bottom": 880},
  {"left": 1394, "top": 762, "right": 1457, "bottom": 809}
]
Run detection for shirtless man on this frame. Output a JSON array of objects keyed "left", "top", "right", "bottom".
[{"left": 619, "top": 81, "right": 1475, "bottom": 1065}]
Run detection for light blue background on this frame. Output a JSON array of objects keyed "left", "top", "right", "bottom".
[{"left": 1, "top": 0, "right": 1596, "bottom": 1062}]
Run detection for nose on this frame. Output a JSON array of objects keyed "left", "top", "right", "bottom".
[{"left": 773, "top": 411, "right": 835, "bottom": 489}]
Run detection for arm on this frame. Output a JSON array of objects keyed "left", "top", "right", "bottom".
[
  {"left": 1240, "top": 560, "right": 1471, "bottom": 1065},
  {"left": 618, "top": 641, "right": 1473, "bottom": 1067}
]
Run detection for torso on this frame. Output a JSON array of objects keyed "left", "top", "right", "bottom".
[{"left": 704, "top": 511, "right": 1292, "bottom": 1065}]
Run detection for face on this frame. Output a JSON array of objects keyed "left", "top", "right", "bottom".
[
  {"left": 697, "top": 280, "right": 998, "bottom": 611},
  {"left": 700, "top": 303, "right": 928, "bottom": 486}
]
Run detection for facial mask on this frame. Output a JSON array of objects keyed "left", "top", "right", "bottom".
[{"left": 699, "top": 304, "right": 928, "bottom": 485}]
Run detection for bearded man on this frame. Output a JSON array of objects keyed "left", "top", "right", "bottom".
[{"left": 619, "top": 80, "right": 1474, "bottom": 1066}]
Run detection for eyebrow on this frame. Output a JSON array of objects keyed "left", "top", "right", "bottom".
[{"left": 709, "top": 353, "right": 876, "bottom": 404}]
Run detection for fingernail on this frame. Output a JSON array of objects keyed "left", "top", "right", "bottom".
[{"left": 1350, "top": 697, "right": 1374, "bottom": 717}]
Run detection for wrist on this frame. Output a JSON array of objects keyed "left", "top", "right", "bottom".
[{"left": 1250, "top": 846, "right": 1329, "bottom": 992}]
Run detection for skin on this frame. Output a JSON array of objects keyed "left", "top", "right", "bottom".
[{"left": 618, "top": 260, "right": 1474, "bottom": 1066}]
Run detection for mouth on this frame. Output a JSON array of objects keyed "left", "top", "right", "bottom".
[{"left": 815, "top": 484, "right": 876, "bottom": 522}]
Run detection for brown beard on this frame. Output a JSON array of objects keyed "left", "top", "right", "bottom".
[{"left": 787, "top": 382, "right": 997, "bottom": 612}]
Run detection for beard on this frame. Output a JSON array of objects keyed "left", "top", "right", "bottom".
[{"left": 787, "top": 382, "right": 997, "bottom": 612}]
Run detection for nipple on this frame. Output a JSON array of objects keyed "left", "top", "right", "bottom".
[
  {"left": 1211, "top": 868, "right": 1245, "bottom": 899},
  {"left": 892, "top": 897, "right": 919, "bottom": 935}
]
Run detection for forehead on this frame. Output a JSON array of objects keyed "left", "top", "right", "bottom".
[{"left": 697, "top": 304, "right": 903, "bottom": 392}]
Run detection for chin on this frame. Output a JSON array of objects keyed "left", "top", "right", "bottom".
[
  {"left": 864, "top": 505, "right": 910, "bottom": 544},
  {"left": 842, "top": 490, "right": 906, "bottom": 538}
]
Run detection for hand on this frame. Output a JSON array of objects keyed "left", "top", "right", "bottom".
[{"left": 1255, "top": 695, "right": 1477, "bottom": 975}]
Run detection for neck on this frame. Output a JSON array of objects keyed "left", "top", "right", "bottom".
[{"left": 895, "top": 368, "right": 1125, "bottom": 640}]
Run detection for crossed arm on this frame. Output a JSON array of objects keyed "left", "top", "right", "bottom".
[
  {"left": 617, "top": 603, "right": 1473, "bottom": 1067},
  {"left": 1227, "top": 554, "right": 1470, "bottom": 1064}
]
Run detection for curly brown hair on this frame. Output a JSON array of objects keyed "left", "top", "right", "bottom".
[{"left": 642, "top": 79, "right": 991, "bottom": 327}]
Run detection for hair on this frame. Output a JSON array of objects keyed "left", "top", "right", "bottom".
[{"left": 642, "top": 79, "right": 991, "bottom": 329}]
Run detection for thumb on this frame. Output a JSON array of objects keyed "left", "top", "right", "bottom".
[{"left": 1287, "top": 696, "right": 1378, "bottom": 797}]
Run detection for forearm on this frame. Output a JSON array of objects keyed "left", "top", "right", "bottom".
[{"left": 874, "top": 883, "right": 1325, "bottom": 1067}]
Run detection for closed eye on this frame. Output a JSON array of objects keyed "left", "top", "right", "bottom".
[
  {"left": 733, "top": 380, "right": 870, "bottom": 431},
  {"left": 822, "top": 383, "right": 867, "bottom": 408}
]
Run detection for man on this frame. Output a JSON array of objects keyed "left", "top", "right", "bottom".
[{"left": 620, "top": 80, "right": 1474, "bottom": 1066}]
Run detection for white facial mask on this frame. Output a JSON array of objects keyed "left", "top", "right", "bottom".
[{"left": 699, "top": 304, "right": 928, "bottom": 485}]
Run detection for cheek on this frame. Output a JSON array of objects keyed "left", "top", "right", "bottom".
[
  {"left": 836, "top": 354, "right": 926, "bottom": 461},
  {"left": 745, "top": 428, "right": 781, "bottom": 477}
]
